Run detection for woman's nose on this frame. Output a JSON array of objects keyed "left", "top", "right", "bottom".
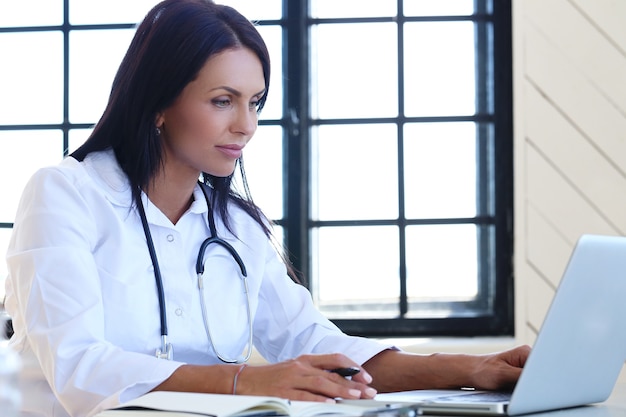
[{"left": 232, "top": 107, "right": 257, "bottom": 136}]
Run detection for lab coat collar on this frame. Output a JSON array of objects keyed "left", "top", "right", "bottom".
[
  {"left": 82, "top": 149, "right": 133, "bottom": 208},
  {"left": 189, "top": 183, "right": 213, "bottom": 231},
  {"left": 81, "top": 149, "right": 211, "bottom": 229}
]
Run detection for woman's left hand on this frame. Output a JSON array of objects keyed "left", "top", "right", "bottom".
[
  {"left": 468, "top": 345, "right": 531, "bottom": 390},
  {"left": 362, "top": 344, "right": 531, "bottom": 393}
]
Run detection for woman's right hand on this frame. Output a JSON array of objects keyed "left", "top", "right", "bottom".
[{"left": 233, "top": 353, "right": 377, "bottom": 402}]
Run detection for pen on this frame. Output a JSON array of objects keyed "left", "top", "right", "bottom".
[{"left": 330, "top": 366, "right": 361, "bottom": 377}]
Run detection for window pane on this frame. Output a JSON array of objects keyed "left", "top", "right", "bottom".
[
  {"left": 403, "top": 0, "right": 475, "bottom": 16},
  {"left": 221, "top": 0, "right": 282, "bottom": 21},
  {"left": 0, "top": 32, "right": 64, "bottom": 125},
  {"left": 314, "top": 226, "right": 400, "bottom": 318},
  {"left": 312, "top": 23, "right": 397, "bottom": 119},
  {"left": 256, "top": 26, "right": 283, "bottom": 120},
  {"left": 403, "top": 122, "right": 477, "bottom": 219},
  {"left": 69, "top": 0, "right": 160, "bottom": 24},
  {"left": 0, "top": 130, "right": 64, "bottom": 222},
  {"left": 0, "top": 0, "right": 63, "bottom": 27},
  {"left": 68, "top": 129, "right": 93, "bottom": 154},
  {"left": 313, "top": 124, "right": 398, "bottom": 220},
  {"left": 69, "top": 29, "right": 135, "bottom": 124},
  {"left": 70, "top": 0, "right": 281, "bottom": 26},
  {"left": 268, "top": 226, "right": 284, "bottom": 252},
  {"left": 404, "top": 21, "right": 476, "bottom": 116},
  {"left": 311, "top": 1, "right": 396, "bottom": 18},
  {"left": 405, "top": 224, "right": 478, "bottom": 304},
  {"left": 235, "top": 125, "right": 283, "bottom": 219}
]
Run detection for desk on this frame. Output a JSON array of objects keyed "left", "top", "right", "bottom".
[
  {"left": 16, "top": 384, "right": 626, "bottom": 417},
  {"left": 606, "top": 384, "right": 626, "bottom": 409}
]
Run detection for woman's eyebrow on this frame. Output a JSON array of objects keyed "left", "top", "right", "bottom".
[{"left": 210, "top": 86, "right": 266, "bottom": 98}]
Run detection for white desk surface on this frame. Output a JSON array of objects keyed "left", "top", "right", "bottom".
[{"left": 17, "top": 383, "right": 626, "bottom": 417}]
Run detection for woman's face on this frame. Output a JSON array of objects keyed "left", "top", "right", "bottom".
[{"left": 157, "top": 47, "right": 265, "bottom": 179}]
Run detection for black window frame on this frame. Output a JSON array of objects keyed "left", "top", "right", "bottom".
[
  {"left": 279, "top": 0, "right": 514, "bottom": 337},
  {"left": 0, "top": 0, "right": 514, "bottom": 338}
]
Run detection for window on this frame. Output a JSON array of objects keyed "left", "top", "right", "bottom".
[{"left": 0, "top": 0, "right": 513, "bottom": 337}]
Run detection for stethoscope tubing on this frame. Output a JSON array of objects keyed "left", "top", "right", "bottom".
[
  {"left": 135, "top": 195, "right": 171, "bottom": 359},
  {"left": 196, "top": 183, "right": 252, "bottom": 364},
  {"left": 136, "top": 182, "right": 253, "bottom": 363}
]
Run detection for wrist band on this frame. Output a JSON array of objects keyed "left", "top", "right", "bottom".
[{"left": 232, "top": 364, "right": 248, "bottom": 395}]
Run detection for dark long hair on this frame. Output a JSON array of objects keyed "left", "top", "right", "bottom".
[{"left": 72, "top": 0, "right": 272, "bottom": 240}]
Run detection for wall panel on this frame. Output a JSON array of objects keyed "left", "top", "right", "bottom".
[{"left": 514, "top": 0, "right": 626, "bottom": 379}]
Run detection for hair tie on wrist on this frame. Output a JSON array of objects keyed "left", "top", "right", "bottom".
[{"left": 232, "top": 364, "right": 248, "bottom": 395}]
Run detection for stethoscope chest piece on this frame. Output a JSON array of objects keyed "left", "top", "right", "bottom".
[{"left": 156, "top": 336, "right": 173, "bottom": 360}]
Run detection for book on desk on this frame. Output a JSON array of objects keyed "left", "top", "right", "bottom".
[{"left": 94, "top": 391, "right": 419, "bottom": 417}]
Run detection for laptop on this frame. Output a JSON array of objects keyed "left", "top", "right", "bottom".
[{"left": 375, "top": 234, "right": 626, "bottom": 415}]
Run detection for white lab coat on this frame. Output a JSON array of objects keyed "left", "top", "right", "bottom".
[{"left": 5, "top": 150, "right": 390, "bottom": 417}]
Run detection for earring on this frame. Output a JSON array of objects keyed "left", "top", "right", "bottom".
[{"left": 155, "top": 126, "right": 161, "bottom": 136}]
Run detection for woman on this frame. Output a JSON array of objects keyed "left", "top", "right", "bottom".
[{"left": 4, "top": 1, "right": 529, "bottom": 416}]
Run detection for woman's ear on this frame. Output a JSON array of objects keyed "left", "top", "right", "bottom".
[{"left": 155, "top": 114, "right": 164, "bottom": 129}]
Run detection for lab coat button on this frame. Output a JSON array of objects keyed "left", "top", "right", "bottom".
[
  {"left": 175, "top": 308, "right": 183, "bottom": 316},
  {"left": 166, "top": 234, "right": 174, "bottom": 242}
]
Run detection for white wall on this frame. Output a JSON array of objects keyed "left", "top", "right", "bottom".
[
  {"left": 513, "top": 0, "right": 626, "bottom": 377},
  {"left": 513, "top": 0, "right": 626, "bottom": 345}
]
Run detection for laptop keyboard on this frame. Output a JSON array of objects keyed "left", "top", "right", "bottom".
[{"left": 432, "top": 391, "right": 512, "bottom": 403}]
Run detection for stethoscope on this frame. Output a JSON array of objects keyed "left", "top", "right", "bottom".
[{"left": 135, "top": 181, "right": 253, "bottom": 363}]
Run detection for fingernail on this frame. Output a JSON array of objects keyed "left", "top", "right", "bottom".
[
  {"left": 365, "top": 387, "right": 377, "bottom": 398},
  {"left": 363, "top": 372, "right": 373, "bottom": 384},
  {"left": 349, "top": 389, "right": 361, "bottom": 398}
]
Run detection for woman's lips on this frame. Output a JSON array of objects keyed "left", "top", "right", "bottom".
[{"left": 216, "top": 144, "right": 243, "bottom": 159}]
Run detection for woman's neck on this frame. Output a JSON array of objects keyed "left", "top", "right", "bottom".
[{"left": 146, "top": 171, "right": 198, "bottom": 225}]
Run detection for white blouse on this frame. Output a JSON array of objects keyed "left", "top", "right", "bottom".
[{"left": 5, "top": 150, "right": 389, "bottom": 417}]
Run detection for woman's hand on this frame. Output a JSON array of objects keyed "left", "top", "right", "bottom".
[
  {"left": 234, "top": 353, "right": 377, "bottom": 402},
  {"left": 467, "top": 345, "right": 531, "bottom": 390},
  {"left": 362, "top": 345, "right": 531, "bottom": 393}
]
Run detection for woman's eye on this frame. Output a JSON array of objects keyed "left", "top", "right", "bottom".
[
  {"left": 249, "top": 100, "right": 260, "bottom": 110},
  {"left": 213, "top": 98, "right": 231, "bottom": 108}
]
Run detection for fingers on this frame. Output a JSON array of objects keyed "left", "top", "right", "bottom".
[
  {"left": 492, "top": 345, "right": 531, "bottom": 388},
  {"left": 236, "top": 354, "right": 377, "bottom": 402},
  {"left": 293, "top": 354, "right": 377, "bottom": 399},
  {"left": 495, "top": 345, "right": 531, "bottom": 371},
  {"left": 513, "top": 344, "right": 531, "bottom": 367},
  {"left": 468, "top": 345, "right": 531, "bottom": 391},
  {"left": 305, "top": 373, "right": 375, "bottom": 401},
  {"left": 301, "top": 353, "right": 374, "bottom": 385},
  {"left": 500, "top": 345, "right": 531, "bottom": 389},
  {"left": 351, "top": 371, "right": 373, "bottom": 385}
]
